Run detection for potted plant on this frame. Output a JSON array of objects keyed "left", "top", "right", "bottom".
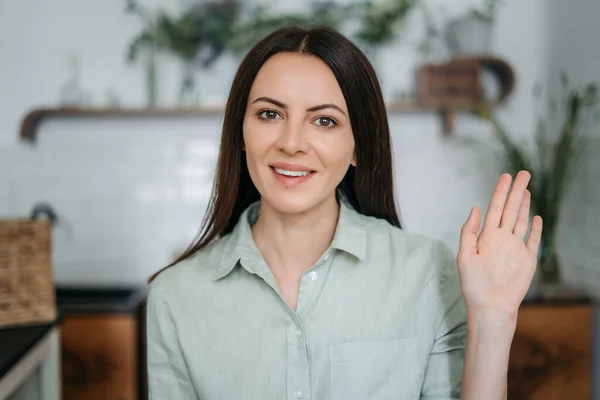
[
  {"left": 475, "top": 75, "right": 599, "bottom": 295},
  {"left": 227, "top": 0, "right": 418, "bottom": 58},
  {"left": 126, "top": 0, "right": 241, "bottom": 106},
  {"left": 446, "top": 0, "right": 504, "bottom": 56},
  {"left": 352, "top": 0, "right": 419, "bottom": 56},
  {"left": 125, "top": 0, "right": 420, "bottom": 106},
  {"left": 226, "top": 2, "right": 348, "bottom": 55}
]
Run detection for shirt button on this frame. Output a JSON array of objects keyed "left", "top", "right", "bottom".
[
  {"left": 295, "top": 328, "right": 302, "bottom": 336},
  {"left": 309, "top": 271, "right": 318, "bottom": 281},
  {"left": 323, "top": 252, "right": 330, "bottom": 261},
  {"left": 294, "top": 389, "right": 304, "bottom": 398}
]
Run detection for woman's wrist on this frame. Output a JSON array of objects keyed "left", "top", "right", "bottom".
[{"left": 466, "top": 307, "right": 518, "bottom": 340}]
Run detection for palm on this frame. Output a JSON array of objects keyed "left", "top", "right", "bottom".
[{"left": 457, "top": 171, "right": 543, "bottom": 315}]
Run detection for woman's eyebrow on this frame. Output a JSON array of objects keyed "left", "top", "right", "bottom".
[{"left": 252, "top": 96, "right": 347, "bottom": 117}]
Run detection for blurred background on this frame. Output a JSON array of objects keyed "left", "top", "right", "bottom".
[{"left": 0, "top": 0, "right": 598, "bottom": 399}]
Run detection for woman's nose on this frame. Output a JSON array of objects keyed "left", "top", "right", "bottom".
[{"left": 275, "top": 120, "right": 310, "bottom": 155}]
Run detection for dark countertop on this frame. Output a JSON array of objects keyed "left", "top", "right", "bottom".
[
  {"left": 0, "top": 320, "right": 59, "bottom": 380},
  {"left": 55, "top": 285, "right": 148, "bottom": 314},
  {"left": 522, "top": 297, "right": 596, "bottom": 306},
  {"left": 521, "top": 288, "right": 597, "bottom": 307}
]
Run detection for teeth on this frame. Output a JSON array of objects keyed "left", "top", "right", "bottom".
[{"left": 274, "top": 168, "right": 310, "bottom": 177}]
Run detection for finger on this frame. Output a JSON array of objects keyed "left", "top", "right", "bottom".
[
  {"left": 526, "top": 215, "right": 543, "bottom": 254},
  {"left": 513, "top": 189, "right": 531, "bottom": 240},
  {"left": 482, "top": 173, "right": 512, "bottom": 231},
  {"left": 500, "top": 170, "right": 531, "bottom": 231},
  {"left": 458, "top": 206, "right": 481, "bottom": 265}
]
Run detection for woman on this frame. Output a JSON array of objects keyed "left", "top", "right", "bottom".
[{"left": 147, "top": 25, "right": 541, "bottom": 400}]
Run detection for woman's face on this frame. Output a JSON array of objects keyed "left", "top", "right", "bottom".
[{"left": 243, "top": 52, "right": 356, "bottom": 215}]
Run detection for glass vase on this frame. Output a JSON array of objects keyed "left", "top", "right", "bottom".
[
  {"left": 179, "top": 61, "right": 200, "bottom": 107},
  {"left": 538, "top": 243, "right": 561, "bottom": 285},
  {"left": 535, "top": 241, "right": 564, "bottom": 299}
]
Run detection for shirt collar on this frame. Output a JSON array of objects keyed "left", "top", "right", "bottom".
[
  {"left": 330, "top": 200, "right": 368, "bottom": 260},
  {"left": 213, "top": 200, "right": 368, "bottom": 281}
]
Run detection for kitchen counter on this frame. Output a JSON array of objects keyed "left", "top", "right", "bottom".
[{"left": 0, "top": 321, "right": 61, "bottom": 400}]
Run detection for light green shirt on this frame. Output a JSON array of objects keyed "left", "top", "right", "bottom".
[{"left": 147, "top": 200, "right": 467, "bottom": 400}]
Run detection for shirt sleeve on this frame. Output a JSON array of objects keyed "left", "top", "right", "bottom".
[
  {"left": 147, "top": 282, "right": 198, "bottom": 399},
  {"left": 420, "top": 242, "right": 468, "bottom": 400}
]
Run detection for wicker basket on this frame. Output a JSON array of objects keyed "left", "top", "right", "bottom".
[{"left": 0, "top": 218, "right": 57, "bottom": 328}]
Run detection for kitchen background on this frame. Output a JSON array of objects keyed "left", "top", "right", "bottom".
[
  {"left": 0, "top": 0, "right": 598, "bottom": 289},
  {"left": 1, "top": 0, "right": 599, "bottom": 398}
]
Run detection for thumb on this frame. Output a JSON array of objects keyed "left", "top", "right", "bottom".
[{"left": 458, "top": 206, "right": 480, "bottom": 264}]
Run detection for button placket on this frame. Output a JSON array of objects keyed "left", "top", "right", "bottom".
[
  {"left": 296, "top": 249, "right": 336, "bottom": 319},
  {"left": 286, "top": 251, "right": 335, "bottom": 400},
  {"left": 287, "top": 318, "right": 310, "bottom": 400}
]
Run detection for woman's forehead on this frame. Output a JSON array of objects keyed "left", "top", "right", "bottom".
[{"left": 249, "top": 53, "right": 347, "bottom": 110}]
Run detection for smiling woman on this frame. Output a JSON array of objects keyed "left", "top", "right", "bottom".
[
  {"left": 146, "top": 25, "right": 542, "bottom": 400},
  {"left": 243, "top": 52, "right": 358, "bottom": 216}
]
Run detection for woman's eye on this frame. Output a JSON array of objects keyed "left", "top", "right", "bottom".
[
  {"left": 258, "top": 110, "right": 281, "bottom": 120},
  {"left": 314, "top": 117, "right": 336, "bottom": 128}
]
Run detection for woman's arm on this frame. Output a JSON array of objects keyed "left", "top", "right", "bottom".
[
  {"left": 457, "top": 171, "right": 542, "bottom": 400},
  {"left": 147, "top": 283, "right": 199, "bottom": 399},
  {"left": 461, "top": 310, "right": 516, "bottom": 400}
]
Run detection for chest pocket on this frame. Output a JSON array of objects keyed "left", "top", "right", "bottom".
[{"left": 328, "top": 337, "right": 420, "bottom": 400}]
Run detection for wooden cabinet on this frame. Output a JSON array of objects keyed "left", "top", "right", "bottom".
[
  {"left": 508, "top": 301, "right": 595, "bottom": 399},
  {"left": 56, "top": 287, "right": 147, "bottom": 400},
  {"left": 60, "top": 315, "right": 138, "bottom": 400}
]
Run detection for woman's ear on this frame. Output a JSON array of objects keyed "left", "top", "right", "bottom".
[{"left": 351, "top": 153, "right": 357, "bottom": 167}]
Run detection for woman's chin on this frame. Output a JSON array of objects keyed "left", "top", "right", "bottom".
[{"left": 260, "top": 193, "right": 333, "bottom": 216}]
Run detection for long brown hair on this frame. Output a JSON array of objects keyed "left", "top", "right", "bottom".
[{"left": 149, "top": 25, "right": 400, "bottom": 282}]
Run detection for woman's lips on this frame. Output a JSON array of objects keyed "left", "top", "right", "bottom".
[{"left": 270, "top": 166, "right": 315, "bottom": 187}]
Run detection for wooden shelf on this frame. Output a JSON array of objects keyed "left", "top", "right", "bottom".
[
  {"left": 20, "top": 107, "right": 224, "bottom": 143},
  {"left": 19, "top": 57, "right": 516, "bottom": 143},
  {"left": 19, "top": 102, "right": 469, "bottom": 143}
]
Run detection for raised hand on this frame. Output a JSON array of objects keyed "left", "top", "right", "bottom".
[{"left": 457, "top": 171, "right": 543, "bottom": 316}]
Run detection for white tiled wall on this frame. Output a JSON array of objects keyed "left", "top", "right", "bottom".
[
  {"left": 1, "top": 113, "right": 598, "bottom": 292},
  {"left": 1, "top": 116, "right": 223, "bottom": 286}
]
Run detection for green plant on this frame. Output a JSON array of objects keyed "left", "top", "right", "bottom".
[
  {"left": 125, "top": 0, "right": 159, "bottom": 105},
  {"left": 353, "top": 0, "right": 418, "bottom": 49},
  {"left": 126, "top": 0, "right": 241, "bottom": 103},
  {"left": 228, "top": 0, "right": 419, "bottom": 55},
  {"left": 471, "top": 0, "right": 504, "bottom": 20},
  {"left": 125, "top": 0, "right": 419, "bottom": 103},
  {"left": 227, "top": 2, "right": 351, "bottom": 54},
  {"left": 475, "top": 75, "right": 600, "bottom": 285},
  {"left": 126, "top": 0, "right": 420, "bottom": 60},
  {"left": 126, "top": 0, "right": 240, "bottom": 66}
]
